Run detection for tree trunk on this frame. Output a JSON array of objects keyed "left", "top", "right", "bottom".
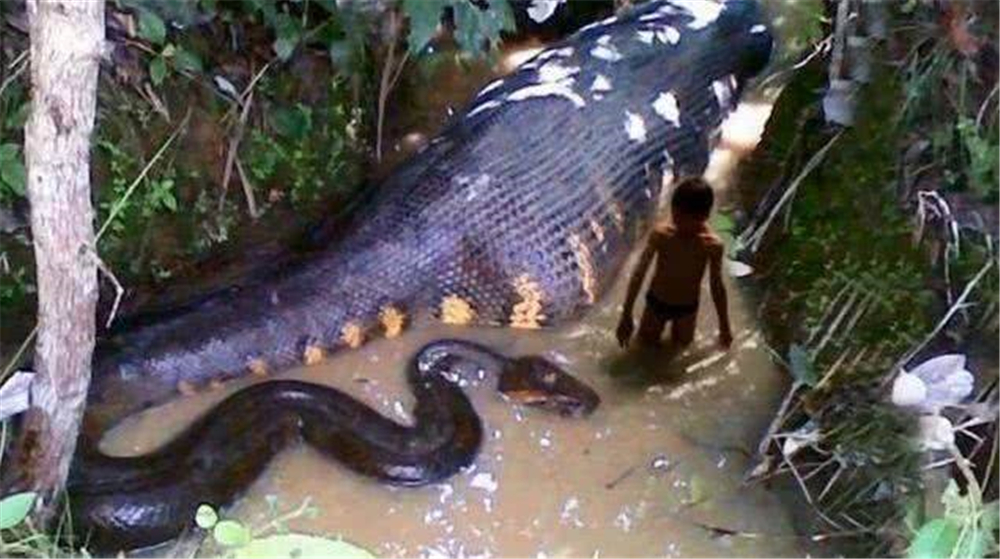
[{"left": 13, "top": 0, "right": 103, "bottom": 519}]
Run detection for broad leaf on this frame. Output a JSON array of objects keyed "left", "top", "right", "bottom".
[
  {"left": 234, "top": 534, "right": 375, "bottom": 559},
  {"left": 213, "top": 520, "right": 252, "bottom": 547},
  {"left": 401, "top": 0, "right": 448, "bottom": 55},
  {"left": 174, "top": 46, "right": 204, "bottom": 73},
  {"left": 0, "top": 492, "right": 36, "bottom": 530},
  {"left": 137, "top": 8, "right": 167, "bottom": 45},
  {"left": 0, "top": 143, "right": 26, "bottom": 195},
  {"left": 908, "top": 518, "right": 960, "bottom": 558},
  {"left": 149, "top": 56, "right": 168, "bottom": 85}
]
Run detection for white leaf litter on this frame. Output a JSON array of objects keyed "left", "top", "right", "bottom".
[
  {"left": 918, "top": 415, "right": 955, "bottom": 451},
  {"left": 781, "top": 420, "right": 820, "bottom": 458},
  {"left": 470, "top": 472, "right": 499, "bottom": 493},
  {"left": 725, "top": 258, "right": 754, "bottom": 277},
  {"left": 527, "top": 0, "right": 565, "bottom": 23},
  {"left": 891, "top": 354, "right": 974, "bottom": 413}
]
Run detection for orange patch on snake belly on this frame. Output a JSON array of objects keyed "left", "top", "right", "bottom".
[
  {"left": 303, "top": 344, "right": 326, "bottom": 365},
  {"left": 379, "top": 306, "right": 406, "bottom": 338},
  {"left": 340, "top": 322, "right": 365, "bottom": 349},
  {"left": 509, "top": 274, "right": 546, "bottom": 329},
  {"left": 247, "top": 358, "right": 269, "bottom": 377},
  {"left": 440, "top": 295, "right": 476, "bottom": 325}
]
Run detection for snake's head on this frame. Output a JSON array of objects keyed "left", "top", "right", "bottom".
[{"left": 498, "top": 356, "right": 600, "bottom": 418}]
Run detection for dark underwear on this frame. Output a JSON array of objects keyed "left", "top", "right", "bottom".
[{"left": 645, "top": 294, "right": 697, "bottom": 321}]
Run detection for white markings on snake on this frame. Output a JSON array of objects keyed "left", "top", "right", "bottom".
[
  {"left": 624, "top": 111, "right": 647, "bottom": 143},
  {"left": 652, "top": 91, "right": 681, "bottom": 126}
]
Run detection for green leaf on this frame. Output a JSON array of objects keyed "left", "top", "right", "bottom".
[
  {"left": 272, "top": 105, "right": 313, "bottom": 140},
  {"left": 138, "top": 9, "right": 167, "bottom": 45},
  {"left": 908, "top": 518, "right": 960, "bottom": 559},
  {"left": 401, "top": 0, "right": 448, "bottom": 55},
  {"left": 213, "top": 520, "right": 252, "bottom": 547},
  {"left": 234, "top": 534, "right": 376, "bottom": 559},
  {"left": 149, "top": 56, "right": 168, "bottom": 85},
  {"left": 272, "top": 13, "right": 302, "bottom": 61},
  {"left": 195, "top": 504, "right": 218, "bottom": 529},
  {"left": 453, "top": 0, "right": 515, "bottom": 53},
  {"left": 0, "top": 492, "right": 36, "bottom": 530},
  {"left": 981, "top": 502, "right": 999, "bottom": 531},
  {"left": 0, "top": 144, "right": 26, "bottom": 195},
  {"left": 787, "top": 344, "right": 817, "bottom": 386},
  {"left": 173, "top": 46, "right": 204, "bottom": 73}
]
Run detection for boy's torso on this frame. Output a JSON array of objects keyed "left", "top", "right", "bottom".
[{"left": 646, "top": 225, "right": 721, "bottom": 306}]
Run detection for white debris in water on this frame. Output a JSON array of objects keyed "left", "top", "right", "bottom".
[
  {"left": 437, "top": 483, "right": 454, "bottom": 504},
  {"left": 539, "top": 434, "right": 552, "bottom": 448},
  {"left": 741, "top": 335, "right": 760, "bottom": 349},
  {"left": 664, "top": 542, "right": 681, "bottom": 557},
  {"left": 470, "top": 472, "right": 499, "bottom": 493},
  {"left": 513, "top": 408, "right": 525, "bottom": 422},
  {"left": 651, "top": 454, "right": 672, "bottom": 472},
  {"left": 668, "top": 0, "right": 723, "bottom": 30},
  {"left": 646, "top": 385, "right": 665, "bottom": 395},
  {"left": 614, "top": 506, "right": 634, "bottom": 532},
  {"left": 624, "top": 111, "right": 647, "bottom": 143},
  {"left": 493, "top": 429, "right": 503, "bottom": 440},
  {"left": 423, "top": 508, "right": 444, "bottom": 525},
  {"left": 652, "top": 91, "right": 681, "bottom": 126},
  {"left": 495, "top": 453, "right": 504, "bottom": 462},
  {"left": 560, "top": 497, "right": 584, "bottom": 527},
  {"left": 717, "top": 455, "right": 728, "bottom": 469},
  {"left": 483, "top": 496, "right": 494, "bottom": 512}
]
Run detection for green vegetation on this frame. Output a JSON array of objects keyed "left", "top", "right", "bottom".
[{"left": 739, "top": 2, "right": 998, "bottom": 555}]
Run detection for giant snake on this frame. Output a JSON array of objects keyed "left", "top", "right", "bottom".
[{"left": 6, "top": 0, "right": 773, "bottom": 551}]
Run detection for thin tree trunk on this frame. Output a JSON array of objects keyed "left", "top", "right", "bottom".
[{"left": 13, "top": 0, "right": 103, "bottom": 520}]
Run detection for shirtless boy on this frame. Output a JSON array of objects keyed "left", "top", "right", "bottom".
[{"left": 616, "top": 177, "right": 733, "bottom": 349}]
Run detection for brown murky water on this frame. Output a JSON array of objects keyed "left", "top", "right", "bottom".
[{"left": 103, "top": 99, "right": 818, "bottom": 557}]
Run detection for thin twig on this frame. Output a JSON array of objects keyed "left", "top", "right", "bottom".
[
  {"left": 234, "top": 156, "right": 260, "bottom": 220},
  {"left": 218, "top": 90, "right": 255, "bottom": 213},
  {"left": 0, "top": 50, "right": 29, "bottom": 98},
  {"left": 893, "top": 257, "right": 995, "bottom": 373},
  {"left": 97, "top": 111, "right": 191, "bottom": 240},
  {"left": 92, "top": 250, "right": 124, "bottom": 329},
  {"left": 741, "top": 131, "right": 845, "bottom": 253}
]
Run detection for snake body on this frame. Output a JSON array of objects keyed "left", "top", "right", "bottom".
[{"left": 43, "top": 0, "right": 772, "bottom": 551}]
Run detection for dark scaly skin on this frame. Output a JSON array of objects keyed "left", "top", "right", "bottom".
[
  {"left": 60, "top": 0, "right": 772, "bottom": 552},
  {"left": 68, "top": 340, "right": 599, "bottom": 551}
]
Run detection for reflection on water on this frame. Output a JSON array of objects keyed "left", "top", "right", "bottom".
[{"left": 100, "top": 32, "right": 820, "bottom": 557}]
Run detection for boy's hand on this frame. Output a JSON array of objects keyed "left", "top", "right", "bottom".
[
  {"left": 616, "top": 318, "right": 634, "bottom": 348},
  {"left": 719, "top": 328, "right": 733, "bottom": 349}
]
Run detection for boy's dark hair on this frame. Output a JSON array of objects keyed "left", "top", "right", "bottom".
[{"left": 670, "top": 177, "right": 714, "bottom": 220}]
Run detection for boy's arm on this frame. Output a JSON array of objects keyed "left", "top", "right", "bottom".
[
  {"left": 708, "top": 243, "right": 733, "bottom": 347},
  {"left": 617, "top": 240, "right": 656, "bottom": 347},
  {"left": 621, "top": 242, "right": 656, "bottom": 320}
]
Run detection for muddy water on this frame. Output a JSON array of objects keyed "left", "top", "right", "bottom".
[{"left": 102, "top": 102, "right": 816, "bottom": 558}]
